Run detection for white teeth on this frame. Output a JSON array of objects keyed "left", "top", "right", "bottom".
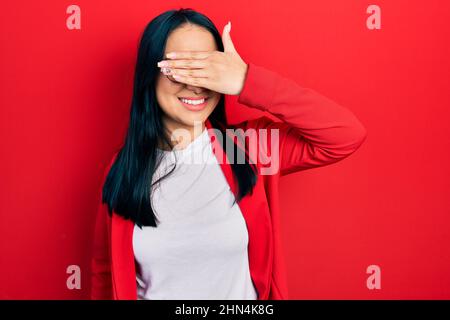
[{"left": 180, "top": 98, "right": 206, "bottom": 105}]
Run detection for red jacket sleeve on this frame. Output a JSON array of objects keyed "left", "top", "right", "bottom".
[
  {"left": 90, "top": 153, "right": 118, "bottom": 300},
  {"left": 237, "top": 63, "right": 367, "bottom": 176}
]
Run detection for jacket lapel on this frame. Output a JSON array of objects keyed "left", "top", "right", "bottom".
[{"left": 205, "top": 119, "right": 273, "bottom": 300}]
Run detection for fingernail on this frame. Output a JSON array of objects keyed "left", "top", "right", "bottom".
[
  {"left": 157, "top": 61, "right": 169, "bottom": 67},
  {"left": 166, "top": 52, "right": 176, "bottom": 59},
  {"left": 228, "top": 21, "right": 232, "bottom": 32}
]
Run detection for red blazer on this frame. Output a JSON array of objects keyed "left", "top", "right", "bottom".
[{"left": 90, "top": 63, "right": 367, "bottom": 300}]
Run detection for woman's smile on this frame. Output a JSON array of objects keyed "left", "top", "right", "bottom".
[{"left": 177, "top": 96, "right": 209, "bottom": 111}]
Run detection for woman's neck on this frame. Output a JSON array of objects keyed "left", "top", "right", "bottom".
[{"left": 158, "top": 118, "right": 206, "bottom": 151}]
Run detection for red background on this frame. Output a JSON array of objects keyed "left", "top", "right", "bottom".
[{"left": 1, "top": 0, "right": 449, "bottom": 299}]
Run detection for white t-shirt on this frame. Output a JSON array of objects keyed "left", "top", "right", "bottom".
[{"left": 132, "top": 127, "right": 258, "bottom": 300}]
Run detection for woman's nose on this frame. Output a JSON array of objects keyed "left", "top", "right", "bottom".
[{"left": 185, "top": 84, "right": 205, "bottom": 93}]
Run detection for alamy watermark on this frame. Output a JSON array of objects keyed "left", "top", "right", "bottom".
[{"left": 167, "top": 121, "right": 280, "bottom": 175}]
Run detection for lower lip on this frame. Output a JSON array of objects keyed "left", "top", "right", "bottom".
[{"left": 178, "top": 98, "right": 208, "bottom": 111}]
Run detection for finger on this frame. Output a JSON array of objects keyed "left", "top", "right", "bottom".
[
  {"left": 222, "top": 21, "right": 236, "bottom": 53},
  {"left": 158, "top": 59, "right": 208, "bottom": 69},
  {"left": 171, "top": 73, "right": 209, "bottom": 87},
  {"left": 170, "top": 68, "right": 209, "bottom": 78},
  {"left": 165, "top": 51, "right": 213, "bottom": 60}
]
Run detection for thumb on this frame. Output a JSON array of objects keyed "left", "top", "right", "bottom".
[{"left": 222, "top": 21, "right": 236, "bottom": 53}]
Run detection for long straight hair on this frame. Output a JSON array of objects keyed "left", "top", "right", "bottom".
[{"left": 102, "top": 8, "right": 258, "bottom": 228}]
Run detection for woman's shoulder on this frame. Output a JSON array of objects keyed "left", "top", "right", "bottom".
[{"left": 99, "top": 149, "right": 120, "bottom": 182}]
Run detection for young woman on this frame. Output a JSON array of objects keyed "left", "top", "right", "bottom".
[{"left": 90, "top": 8, "right": 367, "bottom": 300}]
